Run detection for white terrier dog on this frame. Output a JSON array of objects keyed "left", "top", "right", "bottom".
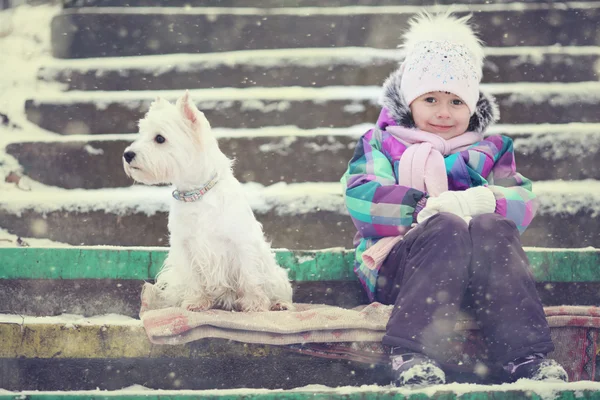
[{"left": 123, "top": 92, "right": 293, "bottom": 312}]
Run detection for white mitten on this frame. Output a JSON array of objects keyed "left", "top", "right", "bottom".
[{"left": 416, "top": 187, "right": 496, "bottom": 224}]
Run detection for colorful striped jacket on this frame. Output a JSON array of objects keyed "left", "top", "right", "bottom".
[{"left": 340, "top": 71, "right": 538, "bottom": 301}]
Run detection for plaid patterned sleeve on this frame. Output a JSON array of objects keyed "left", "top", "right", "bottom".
[
  {"left": 485, "top": 135, "right": 539, "bottom": 234},
  {"left": 341, "top": 128, "right": 426, "bottom": 240}
]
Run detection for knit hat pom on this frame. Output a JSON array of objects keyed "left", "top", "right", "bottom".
[{"left": 400, "top": 11, "right": 484, "bottom": 115}]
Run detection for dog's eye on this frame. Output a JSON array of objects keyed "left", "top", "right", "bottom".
[{"left": 155, "top": 135, "right": 166, "bottom": 144}]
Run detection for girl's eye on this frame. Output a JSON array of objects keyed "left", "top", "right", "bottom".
[
  {"left": 424, "top": 97, "right": 436, "bottom": 103},
  {"left": 155, "top": 135, "right": 166, "bottom": 144},
  {"left": 452, "top": 99, "right": 464, "bottom": 106}
]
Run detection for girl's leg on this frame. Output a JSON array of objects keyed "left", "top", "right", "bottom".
[
  {"left": 468, "top": 213, "right": 554, "bottom": 365},
  {"left": 378, "top": 212, "right": 472, "bottom": 359}
]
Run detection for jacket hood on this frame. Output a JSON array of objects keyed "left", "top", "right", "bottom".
[{"left": 377, "top": 67, "right": 499, "bottom": 133}]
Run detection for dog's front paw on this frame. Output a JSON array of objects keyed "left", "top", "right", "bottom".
[
  {"left": 270, "top": 302, "right": 294, "bottom": 311},
  {"left": 235, "top": 294, "right": 271, "bottom": 312},
  {"left": 182, "top": 297, "right": 213, "bottom": 312}
]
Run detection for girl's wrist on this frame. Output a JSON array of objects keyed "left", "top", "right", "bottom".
[{"left": 412, "top": 196, "right": 428, "bottom": 223}]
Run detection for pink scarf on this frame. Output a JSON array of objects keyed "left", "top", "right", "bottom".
[
  {"left": 361, "top": 126, "right": 482, "bottom": 271},
  {"left": 386, "top": 125, "right": 483, "bottom": 196}
]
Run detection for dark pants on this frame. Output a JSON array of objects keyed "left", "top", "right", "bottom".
[{"left": 377, "top": 212, "right": 554, "bottom": 365}]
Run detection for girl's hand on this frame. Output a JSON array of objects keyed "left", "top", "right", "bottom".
[{"left": 416, "top": 187, "right": 495, "bottom": 224}]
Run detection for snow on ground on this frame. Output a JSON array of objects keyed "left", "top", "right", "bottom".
[
  {"left": 24, "top": 81, "right": 600, "bottom": 104},
  {"left": 1, "top": 381, "right": 600, "bottom": 399},
  {"left": 1, "top": 4, "right": 599, "bottom": 245},
  {"left": 0, "top": 180, "right": 599, "bottom": 218},
  {"left": 0, "top": 3, "right": 62, "bottom": 129},
  {"left": 0, "top": 226, "right": 70, "bottom": 248},
  {"left": 0, "top": 312, "right": 141, "bottom": 327},
  {"left": 59, "top": 2, "right": 600, "bottom": 15},
  {"left": 37, "top": 45, "right": 600, "bottom": 75},
  {"left": 0, "top": 3, "right": 63, "bottom": 189}
]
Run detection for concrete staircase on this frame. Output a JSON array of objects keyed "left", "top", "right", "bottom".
[{"left": 1, "top": 0, "right": 599, "bottom": 396}]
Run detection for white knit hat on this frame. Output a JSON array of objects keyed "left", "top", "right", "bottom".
[{"left": 400, "top": 12, "right": 484, "bottom": 115}]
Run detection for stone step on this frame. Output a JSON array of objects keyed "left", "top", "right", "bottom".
[
  {"left": 0, "top": 318, "right": 598, "bottom": 390},
  {"left": 50, "top": 4, "right": 600, "bottom": 58},
  {"left": 0, "top": 247, "right": 597, "bottom": 317},
  {"left": 0, "top": 316, "right": 385, "bottom": 390},
  {"left": 5, "top": 124, "right": 600, "bottom": 189},
  {"left": 0, "top": 181, "right": 598, "bottom": 248},
  {"left": 0, "top": 247, "right": 367, "bottom": 315},
  {"left": 2, "top": 389, "right": 598, "bottom": 400},
  {"left": 62, "top": 0, "right": 587, "bottom": 7},
  {"left": 24, "top": 83, "right": 600, "bottom": 134},
  {"left": 38, "top": 47, "right": 600, "bottom": 90}
]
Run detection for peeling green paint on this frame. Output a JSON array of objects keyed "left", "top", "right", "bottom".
[
  {"left": 0, "top": 247, "right": 598, "bottom": 282},
  {"left": 0, "top": 323, "right": 284, "bottom": 359}
]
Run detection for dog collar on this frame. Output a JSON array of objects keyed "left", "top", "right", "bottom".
[{"left": 172, "top": 175, "right": 219, "bottom": 202}]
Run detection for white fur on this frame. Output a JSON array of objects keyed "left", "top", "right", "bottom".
[
  {"left": 402, "top": 11, "right": 485, "bottom": 71},
  {"left": 123, "top": 92, "right": 293, "bottom": 312}
]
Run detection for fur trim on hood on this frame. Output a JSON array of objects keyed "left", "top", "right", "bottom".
[{"left": 379, "top": 67, "right": 499, "bottom": 133}]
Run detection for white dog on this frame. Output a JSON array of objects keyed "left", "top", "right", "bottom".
[{"left": 123, "top": 92, "right": 293, "bottom": 312}]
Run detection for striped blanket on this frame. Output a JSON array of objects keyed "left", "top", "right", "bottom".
[{"left": 140, "top": 283, "right": 599, "bottom": 382}]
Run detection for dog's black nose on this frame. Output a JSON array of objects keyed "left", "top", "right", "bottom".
[{"left": 123, "top": 151, "right": 136, "bottom": 164}]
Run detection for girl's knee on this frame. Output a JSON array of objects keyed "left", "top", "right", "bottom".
[
  {"left": 469, "top": 213, "right": 519, "bottom": 238},
  {"left": 426, "top": 212, "right": 469, "bottom": 234}
]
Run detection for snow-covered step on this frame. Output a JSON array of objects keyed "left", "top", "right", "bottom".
[
  {"left": 50, "top": 4, "right": 600, "bottom": 58},
  {"left": 0, "top": 247, "right": 367, "bottom": 315},
  {"left": 3, "top": 387, "right": 600, "bottom": 400},
  {"left": 24, "top": 83, "right": 600, "bottom": 134},
  {"left": 0, "top": 246, "right": 597, "bottom": 317},
  {"left": 4, "top": 124, "right": 600, "bottom": 189},
  {"left": 0, "top": 305, "right": 598, "bottom": 389},
  {"left": 0, "top": 181, "right": 598, "bottom": 248},
  {"left": 63, "top": 0, "right": 586, "bottom": 7},
  {"left": 0, "top": 314, "right": 390, "bottom": 390},
  {"left": 37, "top": 47, "right": 600, "bottom": 91}
]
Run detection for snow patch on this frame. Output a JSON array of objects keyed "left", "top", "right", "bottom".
[
  {"left": 41, "top": 47, "right": 403, "bottom": 72},
  {"left": 0, "top": 227, "right": 71, "bottom": 248},
  {"left": 60, "top": 3, "right": 600, "bottom": 16},
  {"left": 303, "top": 140, "right": 349, "bottom": 153},
  {"left": 38, "top": 46, "right": 600, "bottom": 76},
  {"left": 0, "top": 181, "right": 598, "bottom": 217},
  {"left": 258, "top": 136, "right": 297, "bottom": 155},
  {"left": 0, "top": 313, "right": 141, "bottom": 327},
  {"left": 26, "top": 82, "right": 600, "bottom": 105},
  {"left": 29, "top": 86, "right": 384, "bottom": 103},
  {"left": 243, "top": 181, "right": 346, "bottom": 215},
  {"left": 522, "top": 246, "right": 598, "bottom": 252},
  {"left": 2, "top": 123, "right": 599, "bottom": 144},
  {"left": 514, "top": 131, "right": 600, "bottom": 160},
  {"left": 487, "top": 123, "right": 600, "bottom": 136},
  {"left": 240, "top": 99, "right": 291, "bottom": 113},
  {"left": 5, "top": 381, "right": 600, "bottom": 399},
  {"left": 83, "top": 144, "right": 105, "bottom": 155},
  {"left": 534, "top": 180, "right": 600, "bottom": 217},
  {"left": 398, "top": 361, "right": 445, "bottom": 387},
  {"left": 0, "top": 4, "right": 62, "bottom": 131},
  {"left": 343, "top": 103, "right": 366, "bottom": 113},
  {"left": 0, "top": 185, "right": 170, "bottom": 217},
  {"left": 296, "top": 255, "right": 315, "bottom": 264}
]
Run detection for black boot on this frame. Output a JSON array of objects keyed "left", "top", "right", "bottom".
[
  {"left": 503, "top": 353, "right": 568, "bottom": 382},
  {"left": 389, "top": 347, "right": 446, "bottom": 387}
]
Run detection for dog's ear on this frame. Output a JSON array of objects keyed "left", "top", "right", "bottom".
[
  {"left": 149, "top": 96, "right": 169, "bottom": 111},
  {"left": 176, "top": 90, "right": 199, "bottom": 125}
]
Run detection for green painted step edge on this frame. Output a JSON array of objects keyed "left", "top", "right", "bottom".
[
  {"left": 0, "top": 247, "right": 354, "bottom": 281},
  {"left": 1, "top": 390, "right": 600, "bottom": 400},
  {"left": 0, "top": 247, "right": 598, "bottom": 282}
]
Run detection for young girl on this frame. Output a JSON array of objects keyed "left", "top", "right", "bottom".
[{"left": 341, "top": 12, "right": 568, "bottom": 387}]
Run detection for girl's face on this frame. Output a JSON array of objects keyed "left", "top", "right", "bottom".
[{"left": 409, "top": 92, "right": 471, "bottom": 139}]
